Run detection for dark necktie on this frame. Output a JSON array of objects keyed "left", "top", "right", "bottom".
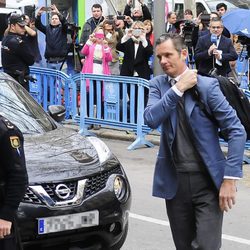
[
  {"left": 169, "top": 78, "right": 176, "bottom": 86},
  {"left": 168, "top": 24, "right": 172, "bottom": 33}
]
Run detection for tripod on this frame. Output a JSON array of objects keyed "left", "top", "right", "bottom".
[
  {"left": 60, "top": 29, "right": 83, "bottom": 74},
  {"left": 186, "top": 45, "right": 196, "bottom": 69}
]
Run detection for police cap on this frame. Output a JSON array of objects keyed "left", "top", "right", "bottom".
[{"left": 8, "top": 14, "right": 26, "bottom": 26}]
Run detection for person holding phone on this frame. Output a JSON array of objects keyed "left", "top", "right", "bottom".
[
  {"left": 102, "top": 19, "right": 124, "bottom": 75},
  {"left": 35, "top": 4, "right": 68, "bottom": 70},
  {"left": 116, "top": 21, "right": 153, "bottom": 121}
]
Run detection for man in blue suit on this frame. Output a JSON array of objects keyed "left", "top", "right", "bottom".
[
  {"left": 144, "top": 33, "right": 246, "bottom": 250},
  {"left": 195, "top": 17, "right": 237, "bottom": 76}
]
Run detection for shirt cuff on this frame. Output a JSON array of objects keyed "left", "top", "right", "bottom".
[
  {"left": 86, "top": 40, "right": 93, "bottom": 46},
  {"left": 141, "top": 39, "right": 148, "bottom": 48},
  {"left": 172, "top": 85, "right": 184, "bottom": 97},
  {"left": 121, "top": 35, "right": 130, "bottom": 43},
  {"left": 224, "top": 176, "right": 241, "bottom": 180}
]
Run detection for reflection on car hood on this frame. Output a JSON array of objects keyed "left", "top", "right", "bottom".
[{"left": 24, "top": 127, "right": 102, "bottom": 184}]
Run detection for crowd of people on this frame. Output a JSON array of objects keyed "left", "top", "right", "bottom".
[{"left": 1, "top": 1, "right": 242, "bottom": 89}]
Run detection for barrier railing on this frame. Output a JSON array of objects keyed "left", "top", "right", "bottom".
[
  {"left": 28, "top": 67, "right": 250, "bottom": 155},
  {"left": 30, "top": 66, "right": 72, "bottom": 118},
  {"left": 71, "top": 73, "right": 153, "bottom": 150}
]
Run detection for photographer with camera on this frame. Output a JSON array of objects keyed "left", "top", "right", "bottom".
[{"left": 35, "top": 4, "right": 68, "bottom": 70}]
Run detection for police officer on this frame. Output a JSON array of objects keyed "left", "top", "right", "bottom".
[
  {"left": 1, "top": 14, "right": 34, "bottom": 91},
  {"left": 0, "top": 115, "right": 28, "bottom": 250}
]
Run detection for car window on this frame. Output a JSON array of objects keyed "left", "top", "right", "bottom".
[
  {"left": 0, "top": 78, "right": 57, "bottom": 133},
  {"left": 175, "top": 3, "right": 184, "bottom": 19},
  {"left": 196, "top": 2, "right": 207, "bottom": 16}
]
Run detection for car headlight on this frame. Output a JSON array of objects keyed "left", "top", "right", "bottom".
[
  {"left": 114, "top": 176, "right": 126, "bottom": 201},
  {"left": 87, "top": 136, "right": 112, "bottom": 164}
]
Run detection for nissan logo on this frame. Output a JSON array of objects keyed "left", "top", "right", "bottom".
[{"left": 55, "top": 184, "right": 71, "bottom": 200}]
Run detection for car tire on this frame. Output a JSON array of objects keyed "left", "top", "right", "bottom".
[{"left": 108, "top": 221, "right": 129, "bottom": 250}]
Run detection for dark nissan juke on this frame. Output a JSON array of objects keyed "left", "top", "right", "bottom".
[{"left": 0, "top": 73, "right": 131, "bottom": 250}]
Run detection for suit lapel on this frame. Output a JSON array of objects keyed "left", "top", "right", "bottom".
[
  {"left": 184, "top": 91, "right": 196, "bottom": 119},
  {"left": 162, "top": 76, "right": 178, "bottom": 136}
]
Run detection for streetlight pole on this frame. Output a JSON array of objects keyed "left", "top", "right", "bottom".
[{"left": 153, "top": 0, "right": 165, "bottom": 75}]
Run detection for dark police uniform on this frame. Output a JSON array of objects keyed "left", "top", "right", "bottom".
[
  {"left": 0, "top": 115, "right": 28, "bottom": 250},
  {"left": 1, "top": 32, "right": 34, "bottom": 91}
]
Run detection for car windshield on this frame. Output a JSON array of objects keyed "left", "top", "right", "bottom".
[
  {"left": 0, "top": 78, "right": 57, "bottom": 134},
  {"left": 206, "top": 1, "right": 239, "bottom": 11}
]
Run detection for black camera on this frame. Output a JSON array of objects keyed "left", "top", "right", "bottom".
[
  {"left": 182, "top": 20, "right": 195, "bottom": 46},
  {"left": 117, "top": 15, "right": 125, "bottom": 20},
  {"left": 106, "top": 15, "right": 114, "bottom": 20},
  {"left": 67, "top": 23, "right": 81, "bottom": 38}
]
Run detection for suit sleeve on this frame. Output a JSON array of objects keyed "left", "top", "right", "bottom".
[
  {"left": 194, "top": 37, "right": 211, "bottom": 62},
  {"left": 206, "top": 79, "right": 246, "bottom": 177},
  {"left": 35, "top": 15, "right": 46, "bottom": 34},
  {"left": 144, "top": 76, "right": 181, "bottom": 129},
  {"left": 221, "top": 40, "right": 238, "bottom": 62}
]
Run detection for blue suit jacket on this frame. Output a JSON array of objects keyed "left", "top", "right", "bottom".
[
  {"left": 144, "top": 74, "right": 246, "bottom": 199},
  {"left": 194, "top": 34, "right": 238, "bottom": 76}
]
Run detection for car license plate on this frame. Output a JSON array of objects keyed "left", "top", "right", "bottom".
[{"left": 37, "top": 210, "right": 99, "bottom": 234}]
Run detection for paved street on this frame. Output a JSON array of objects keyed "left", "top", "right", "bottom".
[{"left": 102, "top": 138, "right": 250, "bottom": 250}]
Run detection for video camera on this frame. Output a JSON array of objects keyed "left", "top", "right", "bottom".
[
  {"left": 67, "top": 22, "right": 81, "bottom": 38},
  {"left": 182, "top": 20, "right": 196, "bottom": 47}
]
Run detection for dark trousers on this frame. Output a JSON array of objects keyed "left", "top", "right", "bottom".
[{"left": 165, "top": 172, "right": 223, "bottom": 250}]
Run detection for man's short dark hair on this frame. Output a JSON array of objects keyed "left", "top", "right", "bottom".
[
  {"left": 167, "top": 11, "right": 176, "bottom": 19},
  {"left": 184, "top": 9, "right": 193, "bottom": 15},
  {"left": 156, "top": 33, "right": 186, "bottom": 54},
  {"left": 210, "top": 11, "right": 219, "bottom": 17},
  {"left": 92, "top": 4, "right": 102, "bottom": 11},
  {"left": 216, "top": 3, "right": 227, "bottom": 11}
]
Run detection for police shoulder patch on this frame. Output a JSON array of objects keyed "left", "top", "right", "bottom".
[
  {"left": 2, "top": 117, "right": 15, "bottom": 129},
  {"left": 10, "top": 136, "right": 21, "bottom": 149},
  {"left": 16, "top": 36, "right": 23, "bottom": 44}
]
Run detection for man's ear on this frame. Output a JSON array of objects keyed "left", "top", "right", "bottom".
[{"left": 181, "top": 49, "right": 188, "bottom": 61}]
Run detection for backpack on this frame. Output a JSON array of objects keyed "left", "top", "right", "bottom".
[{"left": 193, "top": 74, "right": 250, "bottom": 141}]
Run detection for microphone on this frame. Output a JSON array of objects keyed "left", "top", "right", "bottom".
[{"left": 210, "top": 34, "right": 217, "bottom": 45}]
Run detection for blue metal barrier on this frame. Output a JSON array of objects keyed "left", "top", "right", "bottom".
[
  {"left": 71, "top": 73, "right": 153, "bottom": 150},
  {"left": 236, "top": 50, "right": 249, "bottom": 89},
  {"left": 30, "top": 66, "right": 72, "bottom": 118},
  {"left": 27, "top": 67, "right": 250, "bottom": 155}
]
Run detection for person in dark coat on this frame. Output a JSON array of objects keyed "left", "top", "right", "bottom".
[
  {"left": 1, "top": 14, "right": 34, "bottom": 91},
  {"left": 195, "top": 18, "right": 237, "bottom": 76},
  {"left": 0, "top": 115, "right": 28, "bottom": 250},
  {"left": 116, "top": 21, "right": 153, "bottom": 121},
  {"left": 35, "top": 4, "right": 68, "bottom": 70}
]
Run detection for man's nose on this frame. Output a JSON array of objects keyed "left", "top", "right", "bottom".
[{"left": 161, "top": 56, "right": 168, "bottom": 64}]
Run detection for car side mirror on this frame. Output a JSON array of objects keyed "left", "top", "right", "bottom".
[{"left": 48, "top": 105, "right": 66, "bottom": 122}]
